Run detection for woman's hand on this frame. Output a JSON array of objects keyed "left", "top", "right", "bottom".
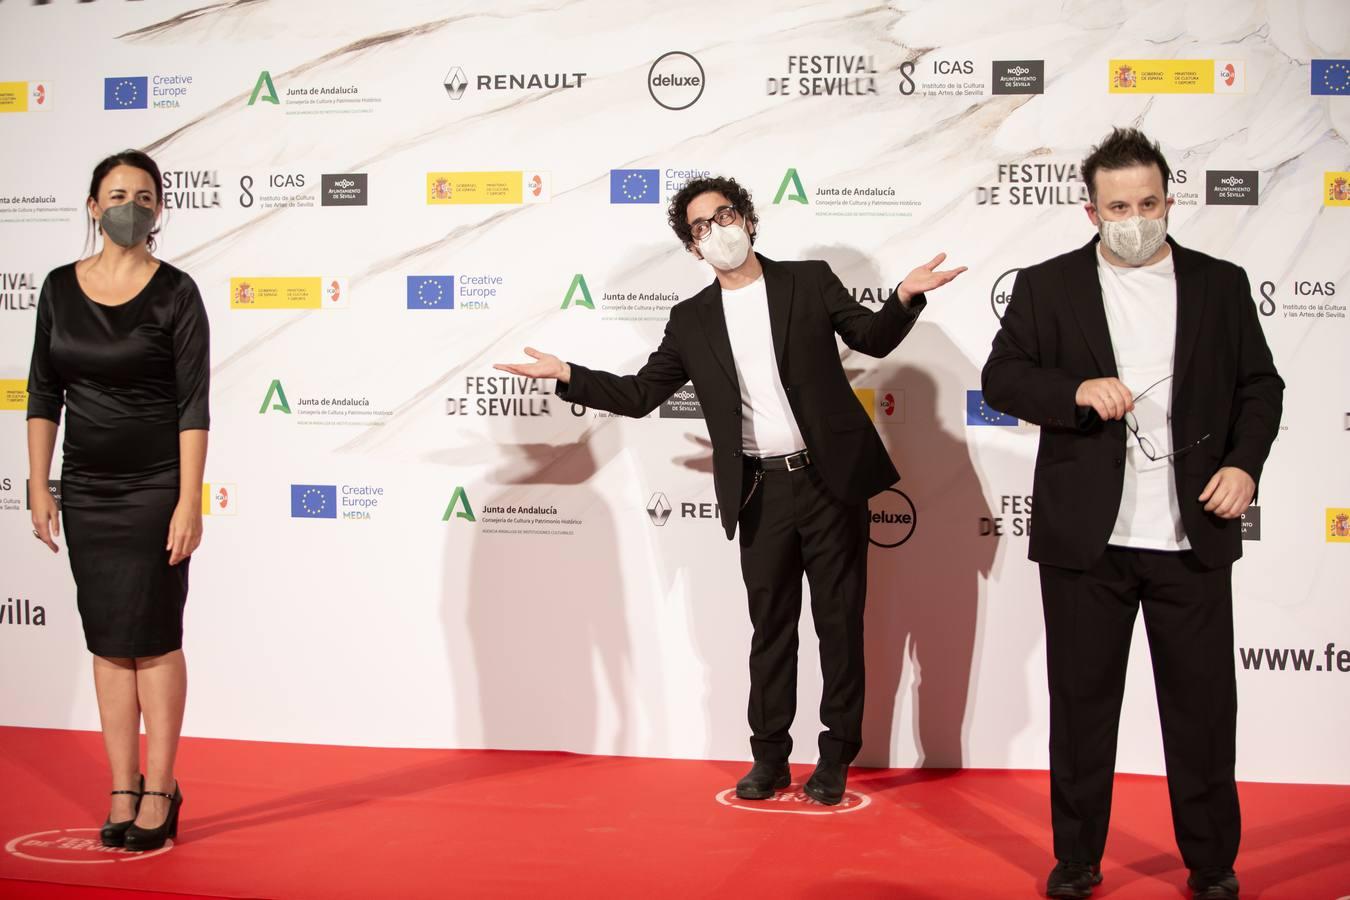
[
  {"left": 166, "top": 499, "right": 202, "bottom": 566},
  {"left": 29, "top": 483, "right": 60, "bottom": 553}
]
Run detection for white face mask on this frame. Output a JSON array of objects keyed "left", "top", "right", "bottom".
[
  {"left": 1098, "top": 214, "right": 1168, "bottom": 266},
  {"left": 698, "top": 221, "right": 751, "bottom": 271}
]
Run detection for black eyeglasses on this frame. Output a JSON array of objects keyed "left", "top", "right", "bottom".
[
  {"left": 1123, "top": 374, "right": 1210, "bottom": 461},
  {"left": 688, "top": 205, "right": 738, "bottom": 241}
]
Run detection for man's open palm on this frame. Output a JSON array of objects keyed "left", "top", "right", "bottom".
[{"left": 495, "top": 347, "right": 569, "bottom": 382}]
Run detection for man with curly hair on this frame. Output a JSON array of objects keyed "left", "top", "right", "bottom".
[{"left": 498, "top": 176, "right": 963, "bottom": 803}]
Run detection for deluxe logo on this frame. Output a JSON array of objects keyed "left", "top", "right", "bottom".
[
  {"left": 1, "top": 596, "right": 44, "bottom": 627},
  {"left": 869, "top": 488, "right": 917, "bottom": 548},
  {"left": 5, "top": 828, "right": 172, "bottom": 864},
  {"left": 321, "top": 173, "right": 367, "bottom": 207},
  {"left": 610, "top": 169, "right": 660, "bottom": 204},
  {"left": 259, "top": 379, "right": 291, "bottom": 414},
  {"left": 714, "top": 787, "right": 870, "bottom": 815},
  {"left": 646, "top": 492, "right": 672, "bottom": 526},
  {"left": 991, "top": 268, "right": 1020, "bottom": 319},
  {"left": 1311, "top": 59, "right": 1350, "bottom": 95},
  {"left": 649, "top": 51, "right": 705, "bottom": 110},
  {"left": 201, "top": 482, "right": 236, "bottom": 516},
  {"left": 1326, "top": 172, "right": 1350, "bottom": 207},
  {"left": 443, "top": 487, "right": 476, "bottom": 523},
  {"left": 1206, "top": 170, "right": 1259, "bottom": 206},
  {"left": 992, "top": 60, "right": 1044, "bottom": 94},
  {"left": 161, "top": 169, "right": 220, "bottom": 209},
  {"left": 966, "top": 390, "right": 1017, "bottom": 426},
  {"left": 1108, "top": 59, "right": 1244, "bottom": 94},
  {"left": 230, "top": 276, "right": 349, "bottom": 310},
  {"left": 0, "top": 81, "right": 52, "bottom": 113},
  {"left": 774, "top": 168, "right": 808, "bottom": 205},
  {"left": 1, "top": 379, "right": 27, "bottom": 411},
  {"left": 561, "top": 274, "right": 595, "bottom": 310},
  {"left": 1, "top": 272, "right": 37, "bottom": 311}
]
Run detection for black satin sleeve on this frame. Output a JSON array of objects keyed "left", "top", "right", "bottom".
[
  {"left": 26, "top": 274, "right": 64, "bottom": 424},
  {"left": 173, "top": 277, "right": 211, "bottom": 431}
]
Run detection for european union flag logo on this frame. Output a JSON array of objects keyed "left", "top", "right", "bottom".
[
  {"left": 966, "top": 390, "right": 1017, "bottom": 426},
  {"left": 610, "top": 169, "right": 660, "bottom": 204},
  {"left": 1311, "top": 59, "right": 1350, "bottom": 95},
  {"left": 406, "top": 275, "right": 455, "bottom": 309},
  {"left": 290, "top": 484, "right": 337, "bottom": 518},
  {"left": 104, "top": 77, "right": 148, "bottom": 110}
]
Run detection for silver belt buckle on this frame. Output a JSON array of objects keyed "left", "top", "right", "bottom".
[{"left": 785, "top": 451, "right": 809, "bottom": 472}]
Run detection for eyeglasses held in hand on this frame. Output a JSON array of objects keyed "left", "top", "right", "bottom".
[{"left": 1123, "top": 374, "right": 1210, "bottom": 462}]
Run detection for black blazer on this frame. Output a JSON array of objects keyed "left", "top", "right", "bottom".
[
  {"left": 981, "top": 236, "right": 1283, "bottom": 571},
  {"left": 557, "top": 253, "right": 926, "bottom": 539}
]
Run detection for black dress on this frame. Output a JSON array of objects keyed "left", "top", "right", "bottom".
[{"left": 26, "top": 261, "right": 210, "bottom": 657}]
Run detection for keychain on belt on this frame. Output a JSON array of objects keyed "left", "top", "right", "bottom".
[{"left": 740, "top": 467, "right": 764, "bottom": 511}]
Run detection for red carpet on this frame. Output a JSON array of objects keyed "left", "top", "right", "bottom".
[{"left": 0, "top": 727, "right": 1346, "bottom": 899}]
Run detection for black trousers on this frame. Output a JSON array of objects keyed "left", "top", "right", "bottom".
[
  {"left": 737, "top": 460, "right": 869, "bottom": 765},
  {"left": 1040, "top": 547, "right": 1240, "bottom": 870}
]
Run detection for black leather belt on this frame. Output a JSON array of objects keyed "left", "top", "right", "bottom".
[{"left": 747, "top": 449, "right": 812, "bottom": 472}]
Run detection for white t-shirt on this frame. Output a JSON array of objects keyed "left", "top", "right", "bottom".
[
  {"left": 1097, "top": 244, "right": 1190, "bottom": 551},
  {"left": 720, "top": 276, "right": 807, "bottom": 457}
]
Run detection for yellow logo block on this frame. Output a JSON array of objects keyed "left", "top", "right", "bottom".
[
  {"left": 230, "top": 277, "right": 348, "bottom": 309},
  {"left": 1108, "top": 59, "right": 1243, "bottom": 94},
  {"left": 0, "top": 379, "right": 28, "bottom": 411},
  {"left": 426, "top": 171, "right": 524, "bottom": 205},
  {"left": 1329, "top": 508, "right": 1350, "bottom": 543},
  {"left": 1325, "top": 172, "right": 1350, "bottom": 206}
]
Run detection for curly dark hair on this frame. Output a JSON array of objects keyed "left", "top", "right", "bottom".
[
  {"left": 667, "top": 175, "right": 759, "bottom": 250},
  {"left": 1082, "top": 127, "right": 1172, "bottom": 204}
]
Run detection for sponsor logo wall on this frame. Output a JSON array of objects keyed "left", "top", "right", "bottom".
[{"left": 0, "top": 2, "right": 1345, "bottom": 787}]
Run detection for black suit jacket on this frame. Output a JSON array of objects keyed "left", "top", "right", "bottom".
[
  {"left": 981, "top": 236, "right": 1283, "bottom": 571},
  {"left": 557, "top": 253, "right": 926, "bottom": 539}
]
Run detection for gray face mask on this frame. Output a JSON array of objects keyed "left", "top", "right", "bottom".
[
  {"left": 99, "top": 202, "right": 157, "bottom": 248},
  {"left": 1098, "top": 213, "right": 1167, "bottom": 266}
]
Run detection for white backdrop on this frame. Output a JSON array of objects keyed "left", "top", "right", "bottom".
[{"left": 1, "top": 0, "right": 1347, "bottom": 786}]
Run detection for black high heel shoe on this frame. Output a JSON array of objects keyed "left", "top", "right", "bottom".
[
  {"left": 124, "top": 781, "right": 182, "bottom": 852},
  {"left": 100, "top": 775, "right": 144, "bottom": 848}
]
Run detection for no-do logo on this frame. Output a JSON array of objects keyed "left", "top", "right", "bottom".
[{"left": 649, "top": 51, "right": 705, "bottom": 110}]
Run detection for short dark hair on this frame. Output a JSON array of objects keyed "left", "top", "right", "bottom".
[
  {"left": 1082, "top": 127, "right": 1172, "bottom": 204},
  {"left": 86, "top": 149, "right": 164, "bottom": 253},
  {"left": 667, "top": 175, "right": 759, "bottom": 250}
]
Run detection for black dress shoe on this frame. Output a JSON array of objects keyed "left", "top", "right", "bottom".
[
  {"left": 1187, "top": 868, "right": 1239, "bottom": 899},
  {"left": 124, "top": 782, "right": 182, "bottom": 852},
  {"left": 735, "top": 762, "right": 790, "bottom": 800},
  {"left": 1046, "top": 861, "right": 1102, "bottom": 898},
  {"left": 100, "top": 775, "right": 144, "bottom": 848},
  {"left": 802, "top": 760, "right": 848, "bottom": 806}
]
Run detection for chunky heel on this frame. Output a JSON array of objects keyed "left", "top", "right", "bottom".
[{"left": 124, "top": 782, "right": 182, "bottom": 851}]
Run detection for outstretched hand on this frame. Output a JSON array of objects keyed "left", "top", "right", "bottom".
[
  {"left": 494, "top": 347, "right": 570, "bottom": 383},
  {"left": 899, "top": 252, "right": 967, "bottom": 302}
]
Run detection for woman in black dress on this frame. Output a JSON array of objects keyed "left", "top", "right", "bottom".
[{"left": 26, "top": 150, "right": 209, "bottom": 852}]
